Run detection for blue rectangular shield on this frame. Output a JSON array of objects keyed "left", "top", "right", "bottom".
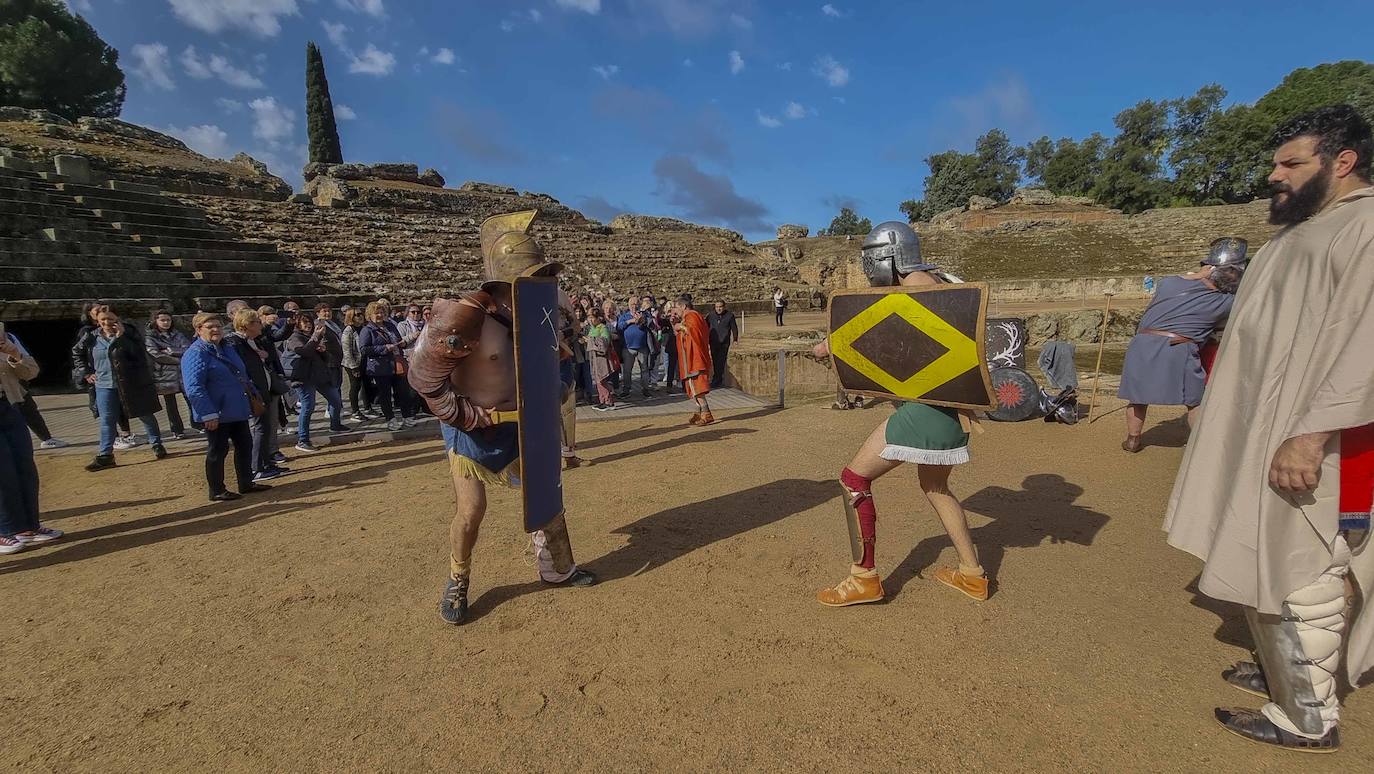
[{"left": 512, "top": 277, "right": 565, "bottom": 532}]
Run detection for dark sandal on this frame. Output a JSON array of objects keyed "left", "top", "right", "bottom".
[
  {"left": 1214, "top": 707, "right": 1339, "bottom": 753},
  {"left": 1221, "top": 660, "right": 1269, "bottom": 699}
]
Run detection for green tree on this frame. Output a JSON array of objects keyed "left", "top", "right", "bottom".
[
  {"left": 819, "top": 206, "right": 872, "bottom": 236},
  {"left": 1171, "top": 103, "right": 1271, "bottom": 204},
  {"left": 971, "top": 128, "right": 1022, "bottom": 202},
  {"left": 305, "top": 41, "right": 343, "bottom": 164},
  {"left": 1255, "top": 60, "right": 1374, "bottom": 129},
  {"left": 1092, "top": 100, "right": 1173, "bottom": 213},
  {"left": 1040, "top": 134, "right": 1107, "bottom": 196},
  {"left": 1021, "top": 135, "right": 1055, "bottom": 183},
  {"left": 921, "top": 149, "right": 978, "bottom": 215},
  {"left": 899, "top": 199, "right": 926, "bottom": 223},
  {"left": 0, "top": 0, "right": 124, "bottom": 119}
]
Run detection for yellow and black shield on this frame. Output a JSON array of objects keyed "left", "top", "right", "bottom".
[{"left": 827, "top": 284, "right": 994, "bottom": 409}]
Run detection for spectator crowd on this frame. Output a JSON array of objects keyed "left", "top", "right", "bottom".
[{"left": 1, "top": 287, "right": 758, "bottom": 554}]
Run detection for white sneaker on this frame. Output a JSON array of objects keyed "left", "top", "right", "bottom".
[
  {"left": 15, "top": 525, "right": 63, "bottom": 544},
  {"left": 0, "top": 535, "right": 23, "bottom": 555},
  {"left": 386, "top": 418, "right": 404, "bottom": 431},
  {"left": 40, "top": 438, "right": 69, "bottom": 449},
  {"left": 113, "top": 436, "right": 135, "bottom": 450},
  {"left": 402, "top": 417, "right": 418, "bottom": 427}
]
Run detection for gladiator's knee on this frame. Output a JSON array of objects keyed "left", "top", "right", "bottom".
[{"left": 840, "top": 467, "right": 872, "bottom": 503}]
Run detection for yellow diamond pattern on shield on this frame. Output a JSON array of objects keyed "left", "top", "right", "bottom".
[{"left": 830, "top": 293, "right": 979, "bottom": 399}]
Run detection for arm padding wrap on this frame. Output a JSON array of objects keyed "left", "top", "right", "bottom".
[{"left": 407, "top": 293, "right": 495, "bottom": 430}]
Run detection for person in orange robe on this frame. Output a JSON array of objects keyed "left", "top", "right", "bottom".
[{"left": 672, "top": 294, "right": 714, "bottom": 426}]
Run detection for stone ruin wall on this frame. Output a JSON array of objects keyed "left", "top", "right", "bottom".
[{"left": 185, "top": 170, "right": 799, "bottom": 305}]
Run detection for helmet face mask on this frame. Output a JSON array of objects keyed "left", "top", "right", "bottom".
[
  {"left": 479, "top": 210, "right": 563, "bottom": 292},
  {"left": 860, "top": 221, "right": 932, "bottom": 286}
]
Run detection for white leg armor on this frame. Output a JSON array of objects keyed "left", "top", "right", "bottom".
[
  {"left": 1249, "top": 537, "right": 1351, "bottom": 738},
  {"left": 531, "top": 513, "right": 577, "bottom": 583}
]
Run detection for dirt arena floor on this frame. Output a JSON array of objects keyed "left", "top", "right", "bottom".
[{"left": 4, "top": 400, "right": 1371, "bottom": 771}]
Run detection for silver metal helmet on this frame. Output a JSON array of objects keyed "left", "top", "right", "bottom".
[
  {"left": 861, "top": 221, "right": 933, "bottom": 286},
  {"left": 1202, "top": 237, "right": 1248, "bottom": 268}
]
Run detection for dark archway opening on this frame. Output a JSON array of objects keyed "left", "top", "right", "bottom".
[{"left": 5, "top": 319, "right": 82, "bottom": 392}]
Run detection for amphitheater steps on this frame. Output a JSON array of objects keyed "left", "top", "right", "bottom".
[
  {"left": 127, "top": 233, "right": 279, "bottom": 252},
  {"left": 89, "top": 208, "right": 207, "bottom": 230}
]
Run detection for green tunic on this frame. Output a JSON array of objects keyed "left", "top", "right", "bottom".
[{"left": 881, "top": 402, "right": 970, "bottom": 465}]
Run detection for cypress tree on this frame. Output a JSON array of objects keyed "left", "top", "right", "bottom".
[{"left": 305, "top": 41, "right": 343, "bottom": 164}]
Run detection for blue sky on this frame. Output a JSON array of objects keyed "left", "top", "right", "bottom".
[{"left": 71, "top": 0, "right": 1374, "bottom": 241}]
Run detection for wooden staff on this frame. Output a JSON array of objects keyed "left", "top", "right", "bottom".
[{"left": 1085, "top": 290, "right": 1116, "bottom": 421}]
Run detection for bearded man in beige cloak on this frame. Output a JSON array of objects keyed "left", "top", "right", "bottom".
[{"left": 1166, "top": 105, "right": 1374, "bottom": 753}]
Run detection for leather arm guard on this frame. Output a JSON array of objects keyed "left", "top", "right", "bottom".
[{"left": 407, "top": 292, "right": 496, "bottom": 431}]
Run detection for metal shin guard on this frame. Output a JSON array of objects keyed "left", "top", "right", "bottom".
[
  {"left": 840, "top": 480, "right": 864, "bottom": 564},
  {"left": 532, "top": 512, "right": 576, "bottom": 582},
  {"left": 1245, "top": 543, "right": 1350, "bottom": 737}
]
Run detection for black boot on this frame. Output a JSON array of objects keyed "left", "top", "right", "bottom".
[
  {"left": 85, "top": 455, "right": 116, "bottom": 472},
  {"left": 545, "top": 568, "right": 597, "bottom": 587},
  {"left": 439, "top": 575, "right": 470, "bottom": 625},
  {"left": 152, "top": 443, "right": 167, "bottom": 459}
]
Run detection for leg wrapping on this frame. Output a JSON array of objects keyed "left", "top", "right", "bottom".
[
  {"left": 840, "top": 467, "right": 877, "bottom": 569},
  {"left": 1250, "top": 538, "right": 1350, "bottom": 738},
  {"left": 532, "top": 513, "right": 576, "bottom": 582}
]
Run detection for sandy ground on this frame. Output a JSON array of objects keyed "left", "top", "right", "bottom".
[{"left": 4, "top": 400, "right": 1370, "bottom": 772}]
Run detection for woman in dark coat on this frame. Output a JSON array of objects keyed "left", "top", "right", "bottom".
[
  {"left": 72, "top": 301, "right": 135, "bottom": 446},
  {"left": 145, "top": 309, "right": 198, "bottom": 438},
  {"left": 358, "top": 301, "right": 407, "bottom": 432},
  {"left": 224, "top": 308, "right": 290, "bottom": 481},
  {"left": 82, "top": 307, "right": 165, "bottom": 471},
  {"left": 283, "top": 314, "right": 349, "bottom": 451}
]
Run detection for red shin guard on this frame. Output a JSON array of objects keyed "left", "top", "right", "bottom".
[{"left": 841, "top": 467, "right": 877, "bottom": 569}]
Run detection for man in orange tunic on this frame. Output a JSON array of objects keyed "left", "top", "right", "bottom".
[{"left": 673, "top": 294, "right": 714, "bottom": 426}]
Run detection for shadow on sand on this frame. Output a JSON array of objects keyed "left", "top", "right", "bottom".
[{"left": 885, "top": 473, "right": 1111, "bottom": 600}]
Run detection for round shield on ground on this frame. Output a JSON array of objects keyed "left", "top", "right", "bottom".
[
  {"left": 985, "top": 317, "right": 1028, "bottom": 369},
  {"left": 987, "top": 366, "right": 1042, "bottom": 422}
]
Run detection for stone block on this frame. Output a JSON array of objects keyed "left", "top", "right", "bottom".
[
  {"left": 53, "top": 155, "right": 91, "bottom": 183},
  {"left": 289, "top": 193, "right": 313, "bottom": 204},
  {"left": 418, "top": 168, "right": 446, "bottom": 187},
  {"left": 776, "top": 224, "right": 809, "bottom": 239},
  {"left": 968, "top": 195, "right": 997, "bottom": 211},
  {"left": 325, "top": 197, "right": 350, "bottom": 209}
]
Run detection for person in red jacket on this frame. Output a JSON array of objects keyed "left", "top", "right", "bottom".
[{"left": 672, "top": 294, "right": 714, "bottom": 426}]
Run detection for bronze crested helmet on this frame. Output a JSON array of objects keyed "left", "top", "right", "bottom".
[{"left": 478, "top": 210, "right": 563, "bottom": 291}]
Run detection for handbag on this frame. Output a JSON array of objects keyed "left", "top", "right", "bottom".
[{"left": 267, "top": 369, "right": 291, "bottom": 396}]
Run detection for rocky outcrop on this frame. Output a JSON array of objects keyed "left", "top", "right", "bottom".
[
  {"left": 777, "top": 224, "right": 809, "bottom": 239},
  {"left": 460, "top": 181, "right": 517, "bottom": 195},
  {"left": 968, "top": 195, "right": 998, "bottom": 211},
  {"left": 609, "top": 214, "right": 743, "bottom": 242},
  {"left": 1009, "top": 187, "right": 1056, "bottom": 205},
  {"left": 419, "top": 168, "right": 445, "bottom": 187},
  {"left": 0, "top": 107, "right": 71, "bottom": 125}
]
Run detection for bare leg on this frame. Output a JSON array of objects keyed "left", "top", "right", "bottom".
[
  {"left": 847, "top": 420, "right": 901, "bottom": 480},
  {"left": 448, "top": 468, "right": 487, "bottom": 579},
  {"left": 1186, "top": 405, "right": 1199, "bottom": 427},
  {"left": 916, "top": 464, "right": 979, "bottom": 569},
  {"left": 1125, "top": 404, "right": 1147, "bottom": 436}
]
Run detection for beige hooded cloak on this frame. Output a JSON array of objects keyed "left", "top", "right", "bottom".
[{"left": 1165, "top": 186, "right": 1374, "bottom": 682}]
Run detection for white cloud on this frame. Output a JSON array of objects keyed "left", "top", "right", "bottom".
[
  {"left": 821, "top": 4, "right": 843, "bottom": 17},
  {"left": 335, "top": 0, "right": 384, "bottom": 17},
  {"left": 814, "top": 54, "right": 849, "bottom": 87},
  {"left": 777, "top": 62, "right": 793, "bottom": 71},
  {"left": 682, "top": 58, "right": 694, "bottom": 67},
  {"left": 785, "top": 101, "right": 807, "bottom": 120},
  {"left": 729, "top": 13, "right": 752, "bottom": 29},
  {"left": 334, "top": 104, "right": 357, "bottom": 120},
  {"left": 499, "top": 19, "right": 515, "bottom": 32},
  {"left": 554, "top": 0, "right": 600, "bottom": 13},
  {"left": 728, "top": 50, "right": 744, "bottom": 75},
  {"left": 167, "top": 0, "right": 300, "bottom": 38},
  {"left": 160, "top": 124, "right": 232, "bottom": 158},
  {"left": 249, "top": 96, "right": 295, "bottom": 144},
  {"left": 942, "top": 74, "right": 1037, "bottom": 145},
  {"left": 130, "top": 43, "right": 176, "bottom": 90},
  {"left": 322, "top": 20, "right": 350, "bottom": 50},
  {"left": 592, "top": 64, "right": 619, "bottom": 80},
  {"left": 248, "top": 142, "right": 309, "bottom": 189},
  {"left": 756, "top": 111, "right": 781, "bottom": 129},
  {"left": 180, "top": 47, "right": 264, "bottom": 88},
  {"left": 348, "top": 44, "right": 396, "bottom": 76},
  {"left": 529, "top": 8, "right": 543, "bottom": 22},
  {"left": 432, "top": 47, "right": 456, "bottom": 65},
  {"left": 216, "top": 97, "right": 245, "bottom": 113}
]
